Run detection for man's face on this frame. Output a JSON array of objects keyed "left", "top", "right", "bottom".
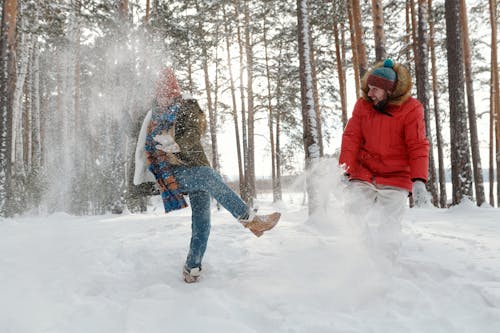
[{"left": 367, "top": 84, "right": 389, "bottom": 105}]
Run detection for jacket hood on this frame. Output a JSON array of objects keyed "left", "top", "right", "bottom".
[{"left": 361, "top": 60, "right": 412, "bottom": 105}]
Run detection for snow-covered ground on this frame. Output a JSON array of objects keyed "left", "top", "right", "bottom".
[{"left": 1, "top": 192, "right": 500, "bottom": 333}]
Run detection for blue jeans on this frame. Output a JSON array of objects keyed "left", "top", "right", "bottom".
[{"left": 172, "top": 166, "right": 249, "bottom": 269}]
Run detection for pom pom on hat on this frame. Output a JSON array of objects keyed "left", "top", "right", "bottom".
[
  {"left": 383, "top": 58, "right": 394, "bottom": 68},
  {"left": 155, "top": 67, "right": 181, "bottom": 105},
  {"left": 367, "top": 58, "right": 397, "bottom": 92}
]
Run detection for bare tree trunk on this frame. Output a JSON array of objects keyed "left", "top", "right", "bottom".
[
  {"left": 222, "top": 4, "right": 244, "bottom": 196},
  {"left": 445, "top": 0, "right": 473, "bottom": 205},
  {"left": 346, "top": 0, "right": 361, "bottom": 98},
  {"left": 145, "top": 0, "right": 150, "bottom": 23},
  {"left": 118, "top": 0, "right": 128, "bottom": 21},
  {"left": 489, "top": 0, "right": 500, "bottom": 206},
  {"left": 74, "top": 0, "right": 82, "bottom": 160},
  {"left": 244, "top": 0, "right": 256, "bottom": 200},
  {"left": 186, "top": 42, "right": 194, "bottom": 95},
  {"left": 274, "top": 38, "right": 286, "bottom": 202},
  {"left": 490, "top": 72, "right": 496, "bottom": 206},
  {"left": 213, "top": 47, "right": 221, "bottom": 176},
  {"left": 428, "top": 0, "right": 447, "bottom": 207},
  {"left": 236, "top": 1, "right": 250, "bottom": 203},
  {"left": 31, "top": 40, "right": 41, "bottom": 172},
  {"left": 309, "top": 37, "right": 324, "bottom": 157},
  {"left": 263, "top": 17, "right": 278, "bottom": 203},
  {"left": 459, "top": 0, "right": 485, "bottom": 206},
  {"left": 410, "top": 0, "right": 418, "bottom": 67},
  {"left": 194, "top": 3, "right": 220, "bottom": 175},
  {"left": 23, "top": 79, "right": 31, "bottom": 171},
  {"left": 275, "top": 68, "right": 283, "bottom": 201},
  {"left": 371, "top": 0, "right": 386, "bottom": 62},
  {"left": 0, "top": 0, "right": 18, "bottom": 216},
  {"left": 275, "top": 109, "right": 283, "bottom": 202},
  {"left": 351, "top": 0, "right": 368, "bottom": 78},
  {"left": 405, "top": 0, "right": 412, "bottom": 64},
  {"left": 416, "top": 0, "right": 439, "bottom": 206},
  {"left": 12, "top": 14, "right": 33, "bottom": 174},
  {"left": 333, "top": 18, "right": 348, "bottom": 128},
  {"left": 39, "top": 56, "right": 48, "bottom": 169},
  {"left": 297, "top": 0, "right": 321, "bottom": 215},
  {"left": 202, "top": 50, "right": 219, "bottom": 173}
]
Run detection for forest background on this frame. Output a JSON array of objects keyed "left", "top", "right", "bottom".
[{"left": 0, "top": 0, "right": 499, "bottom": 217}]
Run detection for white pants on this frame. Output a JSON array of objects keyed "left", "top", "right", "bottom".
[{"left": 344, "top": 180, "right": 409, "bottom": 258}]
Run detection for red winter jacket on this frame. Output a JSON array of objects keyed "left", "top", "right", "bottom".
[{"left": 339, "top": 62, "right": 429, "bottom": 192}]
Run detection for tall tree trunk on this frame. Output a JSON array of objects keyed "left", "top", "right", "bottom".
[
  {"left": 31, "top": 40, "right": 41, "bottom": 173},
  {"left": 490, "top": 0, "right": 500, "bottom": 206},
  {"left": 201, "top": 47, "right": 219, "bottom": 174},
  {"left": 39, "top": 55, "right": 48, "bottom": 169},
  {"left": 445, "top": 0, "right": 473, "bottom": 205},
  {"left": 23, "top": 78, "right": 31, "bottom": 171},
  {"left": 74, "top": 0, "right": 82, "bottom": 160},
  {"left": 12, "top": 11, "right": 33, "bottom": 177},
  {"left": 309, "top": 36, "right": 324, "bottom": 157},
  {"left": 274, "top": 38, "right": 286, "bottom": 202},
  {"left": 346, "top": 0, "right": 361, "bottom": 98},
  {"left": 195, "top": 2, "right": 219, "bottom": 175},
  {"left": 460, "top": 0, "right": 485, "bottom": 206},
  {"left": 490, "top": 70, "right": 496, "bottom": 206},
  {"left": 263, "top": 17, "right": 278, "bottom": 203},
  {"left": 351, "top": 0, "right": 368, "bottom": 78},
  {"left": 275, "top": 80, "right": 283, "bottom": 201},
  {"left": 297, "top": 0, "right": 321, "bottom": 215},
  {"left": 112, "top": 0, "right": 130, "bottom": 214},
  {"left": 428, "top": 0, "right": 447, "bottom": 207},
  {"left": 145, "top": 0, "right": 150, "bottom": 23},
  {"left": 118, "top": 0, "right": 128, "bottom": 21},
  {"left": 236, "top": 1, "right": 250, "bottom": 203},
  {"left": 275, "top": 109, "right": 283, "bottom": 202},
  {"left": 405, "top": 0, "right": 412, "bottom": 64},
  {"left": 333, "top": 18, "right": 348, "bottom": 128},
  {"left": 416, "top": 0, "right": 439, "bottom": 206},
  {"left": 410, "top": 0, "right": 418, "bottom": 67},
  {"left": 186, "top": 40, "right": 194, "bottom": 95},
  {"left": 243, "top": 0, "right": 256, "bottom": 200},
  {"left": 222, "top": 4, "right": 244, "bottom": 196},
  {"left": 0, "top": 0, "right": 18, "bottom": 216},
  {"left": 204, "top": 58, "right": 219, "bottom": 172},
  {"left": 371, "top": 0, "right": 386, "bottom": 62},
  {"left": 213, "top": 46, "right": 221, "bottom": 175}
]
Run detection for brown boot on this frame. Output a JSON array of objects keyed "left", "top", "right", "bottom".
[
  {"left": 183, "top": 266, "right": 201, "bottom": 283},
  {"left": 241, "top": 212, "right": 281, "bottom": 237}
]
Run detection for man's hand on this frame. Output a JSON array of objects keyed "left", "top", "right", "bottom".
[
  {"left": 341, "top": 173, "right": 350, "bottom": 185},
  {"left": 154, "top": 133, "right": 180, "bottom": 153},
  {"left": 412, "top": 180, "right": 430, "bottom": 208}
]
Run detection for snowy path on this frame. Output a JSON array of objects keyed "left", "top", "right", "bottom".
[{"left": 1, "top": 201, "right": 500, "bottom": 333}]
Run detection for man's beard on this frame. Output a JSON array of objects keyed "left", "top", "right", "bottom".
[{"left": 372, "top": 98, "right": 392, "bottom": 116}]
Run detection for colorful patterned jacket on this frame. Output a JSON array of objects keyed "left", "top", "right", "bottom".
[
  {"left": 135, "top": 96, "right": 210, "bottom": 212},
  {"left": 145, "top": 99, "right": 187, "bottom": 212}
]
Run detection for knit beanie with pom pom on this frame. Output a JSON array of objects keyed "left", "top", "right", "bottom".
[{"left": 367, "top": 59, "right": 397, "bottom": 92}]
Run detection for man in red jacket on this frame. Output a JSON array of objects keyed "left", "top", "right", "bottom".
[{"left": 339, "top": 59, "right": 430, "bottom": 256}]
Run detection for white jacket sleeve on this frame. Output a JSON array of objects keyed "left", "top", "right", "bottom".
[{"left": 133, "top": 110, "right": 156, "bottom": 185}]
